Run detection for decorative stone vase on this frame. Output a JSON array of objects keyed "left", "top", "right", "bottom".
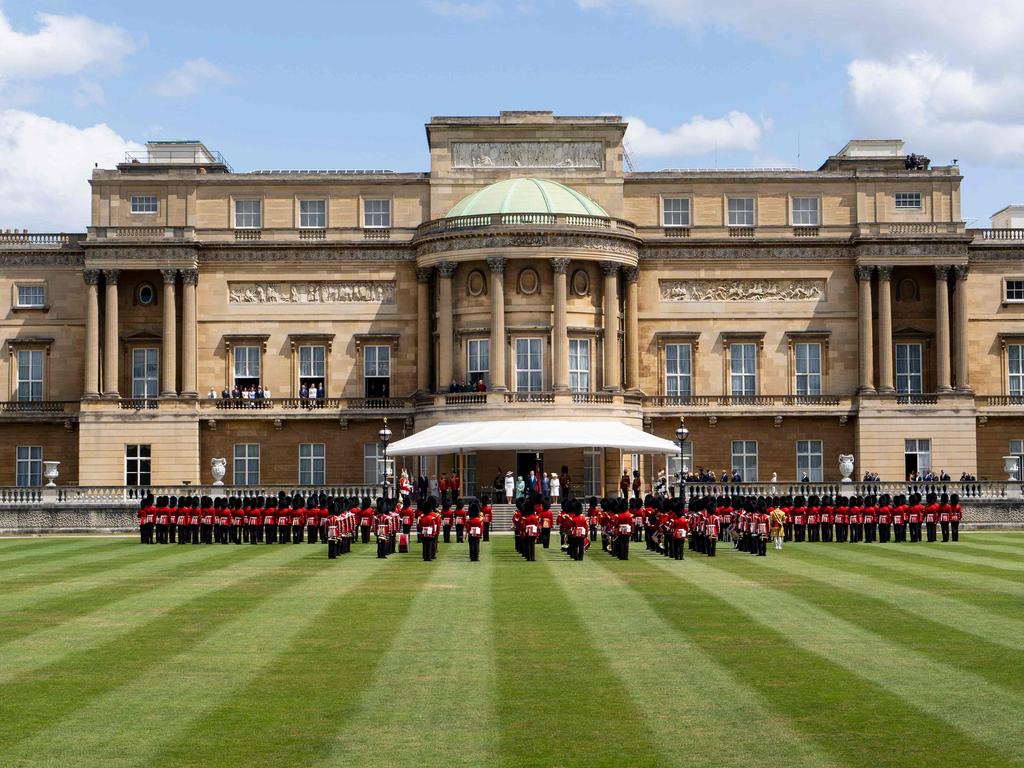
[
  {"left": 211, "top": 457, "right": 227, "bottom": 486},
  {"left": 43, "top": 461, "right": 60, "bottom": 487},
  {"left": 1004, "top": 455, "right": 1020, "bottom": 482},
  {"left": 839, "top": 454, "right": 855, "bottom": 483}
]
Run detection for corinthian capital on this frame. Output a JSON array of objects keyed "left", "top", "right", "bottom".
[
  {"left": 876, "top": 265, "right": 894, "bottom": 281},
  {"left": 486, "top": 256, "right": 507, "bottom": 274},
  {"left": 416, "top": 267, "right": 433, "bottom": 284},
  {"left": 83, "top": 269, "right": 101, "bottom": 286},
  {"left": 933, "top": 265, "right": 951, "bottom": 280},
  {"left": 160, "top": 268, "right": 178, "bottom": 284},
  {"left": 102, "top": 268, "right": 120, "bottom": 285},
  {"left": 436, "top": 261, "right": 457, "bottom": 278},
  {"left": 549, "top": 258, "right": 570, "bottom": 274},
  {"left": 854, "top": 265, "right": 874, "bottom": 282},
  {"left": 600, "top": 262, "right": 621, "bottom": 277},
  {"left": 180, "top": 268, "right": 199, "bottom": 286},
  {"left": 953, "top": 264, "right": 969, "bottom": 281},
  {"left": 621, "top": 266, "right": 640, "bottom": 284}
]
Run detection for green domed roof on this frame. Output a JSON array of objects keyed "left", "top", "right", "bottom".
[{"left": 446, "top": 178, "right": 608, "bottom": 218}]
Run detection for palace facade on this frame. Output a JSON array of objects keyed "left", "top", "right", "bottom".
[{"left": 2, "top": 111, "right": 1023, "bottom": 493}]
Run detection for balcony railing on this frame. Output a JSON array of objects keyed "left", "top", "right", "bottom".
[
  {"left": 445, "top": 392, "right": 487, "bottom": 405},
  {"left": 416, "top": 212, "right": 637, "bottom": 237},
  {"left": 504, "top": 392, "right": 555, "bottom": 404},
  {"left": 676, "top": 480, "right": 1015, "bottom": 501},
  {"left": 895, "top": 394, "right": 939, "bottom": 405},
  {"left": 572, "top": 392, "right": 614, "bottom": 404},
  {"left": 202, "top": 397, "right": 410, "bottom": 412},
  {"left": 984, "top": 395, "right": 1024, "bottom": 406},
  {"left": 0, "top": 231, "right": 84, "bottom": 247},
  {"left": 643, "top": 394, "right": 844, "bottom": 408},
  {"left": 970, "top": 228, "right": 1024, "bottom": 241},
  {"left": 0, "top": 400, "right": 71, "bottom": 413},
  {"left": 118, "top": 398, "right": 159, "bottom": 410}
]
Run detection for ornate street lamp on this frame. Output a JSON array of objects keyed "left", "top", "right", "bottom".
[
  {"left": 675, "top": 416, "right": 689, "bottom": 500},
  {"left": 379, "top": 417, "right": 393, "bottom": 499}
]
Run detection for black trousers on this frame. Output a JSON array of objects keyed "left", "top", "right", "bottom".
[
  {"left": 671, "top": 538, "right": 684, "bottom": 560},
  {"left": 469, "top": 537, "right": 480, "bottom": 561},
  {"left": 926, "top": 522, "right": 937, "bottom": 542},
  {"left": 795, "top": 525, "right": 805, "bottom": 542},
  {"left": 619, "top": 536, "right": 630, "bottom": 560},
  {"left": 568, "top": 536, "right": 583, "bottom": 561},
  {"left": 361, "top": 525, "right": 370, "bottom": 544},
  {"left": 307, "top": 524, "right": 318, "bottom": 543},
  {"left": 708, "top": 538, "right": 716, "bottom": 557},
  {"left": 784, "top": 522, "right": 793, "bottom": 542},
  {"left": 541, "top": 528, "right": 551, "bottom": 549},
  {"left": 264, "top": 524, "right": 276, "bottom": 543},
  {"left": 483, "top": 522, "right": 490, "bottom": 541},
  {"left": 328, "top": 539, "right": 339, "bottom": 559},
  {"left": 952, "top": 521, "right": 959, "bottom": 541},
  {"left": 879, "top": 524, "right": 891, "bottom": 543},
  {"left": 940, "top": 521, "right": 950, "bottom": 541},
  {"left": 590, "top": 524, "right": 597, "bottom": 542},
  {"left": 524, "top": 537, "right": 537, "bottom": 561},
  {"left": 292, "top": 525, "right": 303, "bottom": 544},
  {"left": 443, "top": 526, "right": 451, "bottom": 543},
  {"left": 377, "top": 537, "right": 388, "bottom": 558}
]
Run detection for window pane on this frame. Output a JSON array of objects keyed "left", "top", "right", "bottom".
[
  {"left": 363, "top": 199, "right": 391, "bottom": 228},
  {"left": 663, "top": 198, "right": 690, "bottom": 227},
  {"left": 234, "top": 199, "right": 262, "bottom": 228},
  {"left": 728, "top": 198, "right": 755, "bottom": 226},
  {"left": 792, "top": 197, "right": 819, "bottom": 226},
  {"left": 17, "top": 285, "right": 45, "bottom": 307},
  {"left": 299, "top": 199, "right": 326, "bottom": 228}
]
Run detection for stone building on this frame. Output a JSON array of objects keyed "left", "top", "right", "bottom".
[{"left": 1, "top": 111, "right": 1023, "bottom": 493}]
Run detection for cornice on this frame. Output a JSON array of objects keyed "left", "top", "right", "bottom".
[
  {"left": 199, "top": 246, "right": 415, "bottom": 263},
  {"left": 0, "top": 252, "right": 85, "bottom": 267},
  {"left": 642, "top": 244, "right": 851, "bottom": 261},
  {"left": 416, "top": 231, "right": 639, "bottom": 259}
]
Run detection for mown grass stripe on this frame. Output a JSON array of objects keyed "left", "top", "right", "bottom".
[
  {"left": 763, "top": 546, "right": 1024, "bottom": 648},
  {"left": 491, "top": 538, "right": 664, "bottom": 768},
  {"left": 321, "top": 540, "right": 499, "bottom": 767},
  {"left": 870, "top": 542, "right": 1024, "bottom": 572},
  {"left": 944, "top": 534, "right": 1024, "bottom": 556},
  {"left": 0, "top": 543, "right": 220, "bottom": 627},
  {"left": 712, "top": 550, "right": 1024, "bottom": 693},
  {"left": 0, "top": 542, "right": 280, "bottom": 686},
  {"left": 0, "top": 545, "right": 316, "bottom": 760},
  {"left": 645, "top": 552, "right": 1024, "bottom": 763},
  {"left": 139, "top": 543, "right": 428, "bottom": 768},
  {"left": 3, "top": 548, "right": 387, "bottom": 768},
  {"left": 622, "top": 551, "right": 1013, "bottom": 768},
  {"left": 0, "top": 538, "right": 124, "bottom": 569},
  {"left": 821, "top": 544, "right": 1024, "bottom": 599},
  {"left": 933, "top": 541, "right": 1024, "bottom": 562},
  {"left": 555, "top": 549, "right": 838, "bottom": 768}
]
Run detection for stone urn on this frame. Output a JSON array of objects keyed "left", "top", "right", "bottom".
[
  {"left": 211, "top": 457, "right": 227, "bottom": 486},
  {"left": 1004, "top": 455, "right": 1020, "bottom": 482},
  {"left": 43, "top": 460, "right": 60, "bottom": 487},
  {"left": 839, "top": 454, "right": 855, "bottom": 483}
]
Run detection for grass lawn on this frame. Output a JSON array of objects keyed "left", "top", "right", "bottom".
[{"left": 1, "top": 532, "right": 1022, "bottom": 768}]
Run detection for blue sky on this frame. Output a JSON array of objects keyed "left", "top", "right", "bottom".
[{"left": 1, "top": 0, "right": 1021, "bottom": 229}]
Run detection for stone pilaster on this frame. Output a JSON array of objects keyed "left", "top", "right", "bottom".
[
  {"left": 160, "top": 269, "right": 178, "bottom": 396},
  {"left": 102, "top": 269, "right": 120, "bottom": 397},
  {"left": 935, "top": 265, "right": 952, "bottom": 393},
  {"left": 622, "top": 265, "right": 640, "bottom": 392},
  {"left": 876, "top": 265, "right": 894, "bottom": 393},
  {"left": 416, "top": 267, "right": 432, "bottom": 393},
  {"left": 953, "top": 265, "right": 971, "bottom": 392},
  {"left": 83, "top": 270, "right": 101, "bottom": 398},
  {"left": 180, "top": 269, "right": 198, "bottom": 397},
  {"left": 436, "top": 261, "right": 456, "bottom": 391},
  {"left": 855, "top": 265, "right": 875, "bottom": 394},
  {"left": 601, "top": 262, "right": 622, "bottom": 392},
  {"left": 550, "top": 258, "right": 570, "bottom": 392},
  {"left": 486, "top": 257, "right": 507, "bottom": 392}
]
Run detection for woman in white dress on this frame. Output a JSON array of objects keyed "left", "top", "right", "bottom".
[
  {"left": 549, "top": 472, "right": 560, "bottom": 502},
  {"left": 504, "top": 471, "right": 515, "bottom": 503}
]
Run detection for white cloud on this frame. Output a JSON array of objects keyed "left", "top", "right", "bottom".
[
  {"left": 579, "top": 0, "right": 1024, "bottom": 164},
  {"left": 0, "top": 109, "right": 142, "bottom": 231},
  {"left": 426, "top": 1, "right": 498, "bottom": 19},
  {"left": 624, "top": 111, "right": 764, "bottom": 158},
  {"left": 0, "top": 11, "right": 136, "bottom": 81},
  {"left": 154, "top": 58, "right": 232, "bottom": 98}
]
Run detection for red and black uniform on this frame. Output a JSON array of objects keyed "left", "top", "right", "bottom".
[
  {"left": 481, "top": 503, "right": 493, "bottom": 541},
  {"left": 925, "top": 501, "right": 940, "bottom": 543},
  {"left": 441, "top": 505, "right": 454, "bottom": 544},
  {"left": 616, "top": 509, "right": 633, "bottom": 560},
  {"left": 420, "top": 509, "right": 440, "bottom": 561},
  {"left": 138, "top": 499, "right": 156, "bottom": 544},
  {"left": 539, "top": 506, "right": 554, "bottom": 549},
  {"left": 670, "top": 514, "right": 688, "bottom": 560},
  {"left": 820, "top": 504, "right": 834, "bottom": 543},
  {"left": 401, "top": 504, "right": 415, "bottom": 536},
  {"left": 454, "top": 505, "right": 468, "bottom": 544},
  {"left": 951, "top": 501, "right": 962, "bottom": 542},
  {"left": 326, "top": 510, "right": 342, "bottom": 560},
  {"left": 863, "top": 504, "right": 877, "bottom": 544},
  {"left": 909, "top": 501, "right": 924, "bottom": 542},
  {"left": 359, "top": 504, "right": 374, "bottom": 544},
  {"left": 877, "top": 503, "right": 892, "bottom": 543},
  {"left": 522, "top": 511, "right": 540, "bottom": 562},
  {"left": 467, "top": 511, "right": 484, "bottom": 561},
  {"left": 306, "top": 506, "right": 320, "bottom": 544},
  {"left": 374, "top": 509, "right": 391, "bottom": 559},
  {"left": 587, "top": 504, "right": 600, "bottom": 542},
  {"left": 568, "top": 509, "right": 589, "bottom": 561},
  {"left": 892, "top": 502, "right": 908, "bottom": 543}
]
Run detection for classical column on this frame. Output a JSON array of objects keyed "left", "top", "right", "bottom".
[
  {"left": 102, "top": 269, "right": 120, "bottom": 397},
  {"left": 160, "top": 269, "right": 178, "bottom": 396},
  {"left": 935, "top": 265, "right": 952, "bottom": 392},
  {"left": 436, "top": 261, "right": 456, "bottom": 391},
  {"left": 82, "top": 270, "right": 101, "bottom": 398},
  {"left": 855, "top": 265, "right": 875, "bottom": 394},
  {"left": 953, "top": 265, "right": 971, "bottom": 392},
  {"left": 416, "top": 267, "right": 432, "bottom": 393},
  {"left": 550, "top": 258, "right": 570, "bottom": 392},
  {"left": 622, "top": 265, "right": 640, "bottom": 392},
  {"left": 487, "top": 257, "right": 507, "bottom": 391},
  {"left": 602, "top": 262, "right": 622, "bottom": 392},
  {"left": 181, "top": 269, "right": 199, "bottom": 397},
  {"left": 876, "top": 265, "right": 894, "bottom": 393}
]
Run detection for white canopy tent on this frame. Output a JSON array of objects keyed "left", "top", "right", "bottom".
[{"left": 387, "top": 419, "right": 680, "bottom": 456}]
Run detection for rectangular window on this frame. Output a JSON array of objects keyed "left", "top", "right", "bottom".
[
  {"left": 792, "top": 196, "right": 820, "bottom": 226},
  {"left": 728, "top": 197, "right": 755, "bottom": 226},
  {"left": 1011, "top": 440, "right": 1024, "bottom": 472},
  {"left": 364, "top": 345, "right": 391, "bottom": 397},
  {"left": 1006, "top": 280, "right": 1024, "bottom": 303},
  {"left": 667, "top": 442, "right": 694, "bottom": 486},
  {"left": 1010, "top": 345, "right": 1024, "bottom": 396},
  {"left": 363, "top": 199, "right": 391, "bottom": 228},
  {"left": 664, "top": 343, "right": 692, "bottom": 397},
  {"left": 363, "top": 442, "right": 381, "bottom": 486},
  {"left": 233, "top": 346, "right": 261, "bottom": 384},
  {"left": 895, "top": 343, "right": 923, "bottom": 394},
  {"left": 569, "top": 338, "right": 591, "bottom": 392},
  {"left": 130, "top": 195, "right": 158, "bottom": 214},
  {"left": 796, "top": 439, "right": 824, "bottom": 482},
  {"left": 895, "top": 192, "right": 922, "bottom": 209},
  {"left": 299, "top": 199, "right": 326, "bottom": 228},
  {"left": 234, "top": 199, "right": 262, "bottom": 229},
  {"left": 233, "top": 444, "right": 260, "bottom": 485},
  {"left": 125, "top": 444, "right": 151, "bottom": 486},
  {"left": 468, "top": 339, "right": 489, "bottom": 387},
  {"left": 583, "top": 447, "right": 602, "bottom": 498},
  {"left": 299, "top": 345, "right": 326, "bottom": 379},
  {"left": 16, "top": 285, "right": 45, "bottom": 308},
  {"left": 515, "top": 338, "right": 543, "bottom": 392},
  {"left": 794, "top": 342, "right": 822, "bottom": 395},
  {"left": 16, "top": 349, "right": 43, "bottom": 401},
  {"left": 464, "top": 453, "right": 477, "bottom": 498},
  {"left": 300, "top": 443, "right": 326, "bottom": 485},
  {"left": 662, "top": 197, "right": 691, "bottom": 227},
  {"left": 730, "top": 343, "right": 757, "bottom": 396},
  {"left": 731, "top": 440, "right": 758, "bottom": 482},
  {"left": 132, "top": 348, "right": 159, "bottom": 398},
  {"left": 904, "top": 438, "right": 931, "bottom": 475},
  {"left": 16, "top": 446, "right": 42, "bottom": 487}
]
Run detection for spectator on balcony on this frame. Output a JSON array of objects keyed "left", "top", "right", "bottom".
[
  {"left": 449, "top": 379, "right": 460, "bottom": 393},
  {"left": 208, "top": 388, "right": 217, "bottom": 399},
  {"left": 731, "top": 469, "right": 742, "bottom": 483},
  {"left": 316, "top": 382, "right": 326, "bottom": 406},
  {"left": 308, "top": 382, "right": 318, "bottom": 407},
  {"left": 476, "top": 378, "right": 487, "bottom": 393},
  {"left": 231, "top": 385, "right": 241, "bottom": 399},
  {"left": 720, "top": 470, "right": 729, "bottom": 483},
  {"left": 801, "top": 473, "right": 810, "bottom": 483},
  {"left": 222, "top": 387, "right": 230, "bottom": 399}
]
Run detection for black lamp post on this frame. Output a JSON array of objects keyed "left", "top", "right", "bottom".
[
  {"left": 379, "top": 417, "right": 392, "bottom": 499},
  {"left": 675, "top": 417, "right": 689, "bottom": 499}
]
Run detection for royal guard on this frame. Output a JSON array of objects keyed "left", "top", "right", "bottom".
[
  {"left": 467, "top": 501, "right": 484, "bottom": 562},
  {"left": 617, "top": 501, "right": 635, "bottom": 560},
  {"left": 138, "top": 495, "right": 155, "bottom": 544},
  {"left": 706, "top": 503, "right": 720, "bottom": 557},
  {"left": 512, "top": 500, "right": 525, "bottom": 555},
  {"left": 834, "top": 497, "right": 848, "bottom": 543},
  {"left": 249, "top": 497, "right": 264, "bottom": 544},
  {"left": 375, "top": 501, "right": 391, "bottom": 559},
  {"left": 558, "top": 505, "right": 571, "bottom": 548},
  {"left": 481, "top": 496, "right": 493, "bottom": 541},
  {"left": 632, "top": 498, "right": 645, "bottom": 544},
  {"left": 441, "top": 503, "right": 454, "bottom": 543},
  {"left": 924, "top": 493, "right": 940, "bottom": 542},
  {"left": 306, "top": 500, "right": 320, "bottom": 544},
  {"left": 451, "top": 472, "right": 461, "bottom": 503},
  {"left": 522, "top": 504, "right": 540, "bottom": 561},
  {"left": 587, "top": 497, "right": 600, "bottom": 542},
  {"left": 806, "top": 497, "right": 820, "bottom": 543},
  {"left": 568, "top": 501, "right": 589, "bottom": 561},
  {"left": 792, "top": 497, "right": 806, "bottom": 543},
  {"left": 262, "top": 499, "right": 276, "bottom": 544},
  {"left": 277, "top": 497, "right": 291, "bottom": 545},
  {"left": 877, "top": 495, "right": 892, "bottom": 543},
  {"left": 290, "top": 497, "right": 305, "bottom": 544},
  {"left": 175, "top": 498, "right": 189, "bottom": 545},
  {"left": 198, "top": 497, "right": 213, "bottom": 544},
  {"left": 848, "top": 497, "right": 862, "bottom": 544},
  {"left": 908, "top": 494, "right": 924, "bottom": 542},
  {"left": 401, "top": 497, "right": 414, "bottom": 536},
  {"left": 892, "top": 495, "right": 908, "bottom": 543},
  {"left": 671, "top": 506, "right": 689, "bottom": 560},
  {"left": 950, "top": 493, "right": 962, "bottom": 541},
  {"left": 819, "top": 496, "right": 834, "bottom": 542},
  {"left": 326, "top": 503, "right": 341, "bottom": 560},
  {"left": 420, "top": 499, "right": 440, "bottom": 561},
  {"left": 863, "top": 496, "right": 877, "bottom": 543},
  {"left": 539, "top": 501, "right": 554, "bottom": 549},
  {"left": 232, "top": 498, "right": 245, "bottom": 544},
  {"left": 359, "top": 498, "right": 374, "bottom": 544},
  {"left": 754, "top": 502, "right": 769, "bottom": 556},
  {"left": 454, "top": 500, "right": 468, "bottom": 543}
]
